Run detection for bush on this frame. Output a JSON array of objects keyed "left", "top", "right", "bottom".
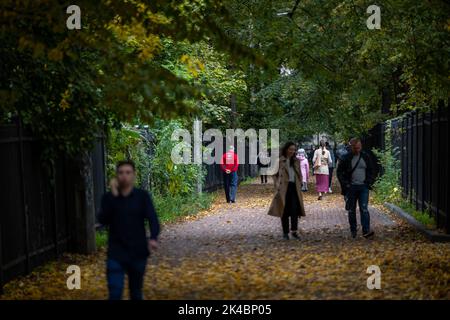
[
  {"left": 106, "top": 124, "right": 151, "bottom": 189},
  {"left": 372, "top": 121, "right": 402, "bottom": 204},
  {"left": 150, "top": 120, "right": 205, "bottom": 197},
  {"left": 95, "top": 230, "right": 108, "bottom": 248},
  {"left": 105, "top": 119, "right": 210, "bottom": 225}
]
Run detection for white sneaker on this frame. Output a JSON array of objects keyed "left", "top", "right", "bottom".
[{"left": 328, "top": 187, "right": 332, "bottom": 193}]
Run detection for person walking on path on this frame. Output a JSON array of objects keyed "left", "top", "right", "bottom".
[
  {"left": 98, "top": 160, "right": 160, "bottom": 300},
  {"left": 296, "top": 148, "right": 309, "bottom": 192},
  {"left": 312, "top": 140, "right": 331, "bottom": 200},
  {"left": 325, "top": 141, "right": 335, "bottom": 193},
  {"left": 268, "top": 142, "right": 306, "bottom": 240},
  {"left": 337, "top": 138, "right": 376, "bottom": 239},
  {"left": 257, "top": 150, "right": 270, "bottom": 184},
  {"left": 220, "top": 145, "right": 239, "bottom": 203}
]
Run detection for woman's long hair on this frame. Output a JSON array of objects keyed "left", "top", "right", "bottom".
[
  {"left": 281, "top": 141, "right": 296, "bottom": 166},
  {"left": 319, "top": 140, "right": 326, "bottom": 156}
]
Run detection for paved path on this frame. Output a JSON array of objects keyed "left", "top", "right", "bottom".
[
  {"left": 157, "top": 180, "right": 397, "bottom": 262},
  {"left": 2, "top": 178, "right": 449, "bottom": 300}
]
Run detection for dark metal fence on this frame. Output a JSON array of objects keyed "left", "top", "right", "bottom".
[
  {"left": 364, "top": 105, "right": 449, "bottom": 233},
  {"left": 0, "top": 118, "right": 105, "bottom": 293}
]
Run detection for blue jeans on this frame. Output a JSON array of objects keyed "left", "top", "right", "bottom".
[
  {"left": 346, "top": 184, "right": 370, "bottom": 234},
  {"left": 106, "top": 258, "right": 147, "bottom": 300},
  {"left": 223, "top": 171, "right": 238, "bottom": 202}
]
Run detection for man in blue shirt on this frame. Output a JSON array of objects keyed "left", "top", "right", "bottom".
[{"left": 98, "top": 160, "right": 160, "bottom": 300}]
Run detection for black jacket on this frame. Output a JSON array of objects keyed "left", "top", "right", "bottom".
[
  {"left": 336, "top": 151, "right": 377, "bottom": 195},
  {"left": 98, "top": 188, "right": 160, "bottom": 262}
]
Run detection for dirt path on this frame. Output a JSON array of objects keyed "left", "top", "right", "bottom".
[{"left": 2, "top": 178, "right": 449, "bottom": 299}]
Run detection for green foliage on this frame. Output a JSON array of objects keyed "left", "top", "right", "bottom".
[
  {"left": 153, "top": 192, "right": 214, "bottom": 223},
  {"left": 372, "top": 121, "right": 402, "bottom": 204},
  {"left": 105, "top": 119, "right": 211, "bottom": 223},
  {"left": 150, "top": 120, "right": 205, "bottom": 197},
  {"left": 372, "top": 120, "right": 436, "bottom": 229},
  {"left": 1, "top": 0, "right": 257, "bottom": 159},
  {"left": 396, "top": 198, "right": 436, "bottom": 230},
  {"left": 106, "top": 124, "right": 151, "bottom": 189},
  {"left": 221, "top": 0, "right": 449, "bottom": 141},
  {"left": 95, "top": 230, "right": 108, "bottom": 249}
]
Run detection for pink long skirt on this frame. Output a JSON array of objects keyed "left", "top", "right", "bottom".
[{"left": 315, "top": 174, "right": 329, "bottom": 193}]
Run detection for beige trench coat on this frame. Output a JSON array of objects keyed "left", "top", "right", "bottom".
[{"left": 267, "top": 156, "right": 306, "bottom": 218}]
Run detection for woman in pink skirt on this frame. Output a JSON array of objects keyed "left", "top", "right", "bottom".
[{"left": 312, "top": 140, "right": 331, "bottom": 200}]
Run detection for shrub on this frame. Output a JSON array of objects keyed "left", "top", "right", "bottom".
[{"left": 372, "top": 120, "right": 402, "bottom": 204}]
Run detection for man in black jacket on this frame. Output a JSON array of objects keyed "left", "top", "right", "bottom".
[
  {"left": 337, "top": 138, "right": 376, "bottom": 239},
  {"left": 98, "top": 160, "right": 160, "bottom": 300}
]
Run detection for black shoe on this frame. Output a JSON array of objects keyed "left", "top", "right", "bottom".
[
  {"left": 291, "top": 232, "right": 300, "bottom": 240},
  {"left": 363, "top": 231, "right": 375, "bottom": 239},
  {"left": 318, "top": 195, "right": 322, "bottom": 200},
  {"left": 283, "top": 233, "right": 289, "bottom": 240},
  {"left": 351, "top": 231, "right": 357, "bottom": 238}
]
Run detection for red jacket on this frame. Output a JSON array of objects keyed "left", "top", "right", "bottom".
[{"left": 220, "top": 151, "right": 239, "bottom": 172}]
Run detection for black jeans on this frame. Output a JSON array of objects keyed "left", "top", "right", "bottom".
[
  {"left": 260, "top": 174, "right": 267, "bottom": 183},
  {"left": 281, "top": 182, "right": 300, "bottom": 234},
  {"left": 328, "top": 167, "right": 334, "bottom": 188}
]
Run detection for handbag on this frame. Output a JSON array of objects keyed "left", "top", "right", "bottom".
[
  {"left": 343, "top": 154, "right": 362, "bottom": 200},
  {"left": 313, "top": 152, "right": 321, "bottom": 169}
]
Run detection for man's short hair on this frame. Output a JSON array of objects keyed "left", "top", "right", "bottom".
[
  {"left": 116, "top": 160, "right": 136, "bottom": 172},
  {"left": 349, "top": 137, "right": 361, "bottom": 145}
]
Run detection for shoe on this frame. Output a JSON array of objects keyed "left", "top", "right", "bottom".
[
  {"left": 328, "top": 187, "right": 332, "bottom": 193},
  {"left": 318, "top": 195, "right": 322, "bottom": 200},
  {"left": 351, "top": 231, "right": 357, "bottom": 238},
  {"left": 363, "top": 231, "right": 375, "bottom": 239},
  {"left": 291, "top": 232, "right": 300, "bottom": 240},
  {"left": 283, "top": 233, "right": 289, "bottom": 240}
]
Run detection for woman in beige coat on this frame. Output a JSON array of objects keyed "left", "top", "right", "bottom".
[
  {"left": 312, "top": 140, "right": 331, "bottom": 200},
  {"left": 268, "top": 142, "right": 306, "bottom": 240}
]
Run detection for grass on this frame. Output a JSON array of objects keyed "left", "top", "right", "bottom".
[
  {"left": 239, "top": 176, "right": 257, "bottom": 186},
  {"left": 397, "top": 198, "right": 436, "bottom": 230},
  {"left": 373, "top": 189, "right": 437, "bottom": 230},
  {"left": 153, "top": 192, "right": 215, "bottom": 223},
  {"left": 95, "top": 230, "right": 108, "bottom": 248}
]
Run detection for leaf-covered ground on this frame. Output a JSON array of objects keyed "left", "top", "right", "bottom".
[{"left": 1, "top": 178, "right": 449, "bottom": 299}]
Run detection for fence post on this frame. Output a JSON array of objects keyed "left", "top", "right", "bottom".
[
  {"left": 414, "top": 111, "right": 419, "bottom": 210},
  {"left": 420, "top": 113, "right": 425, "bottom": 212},
  {"left": 17, "top": 117, "right": 30, "bottom": 274},
  {"left": 408, "top": 113, "right": 413, "bottom": 203},
  {"left": 0, "top": 218, "right": 3, "bottom": 295},
  {"left": 52, "top": 161, "right": 59, "bottom": 257},
  {"left": 436, "top": 104, "right": 441, "bottom": 228},
  {"left": 71, "top": 151, "right": 96, "bottom": 254}
]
